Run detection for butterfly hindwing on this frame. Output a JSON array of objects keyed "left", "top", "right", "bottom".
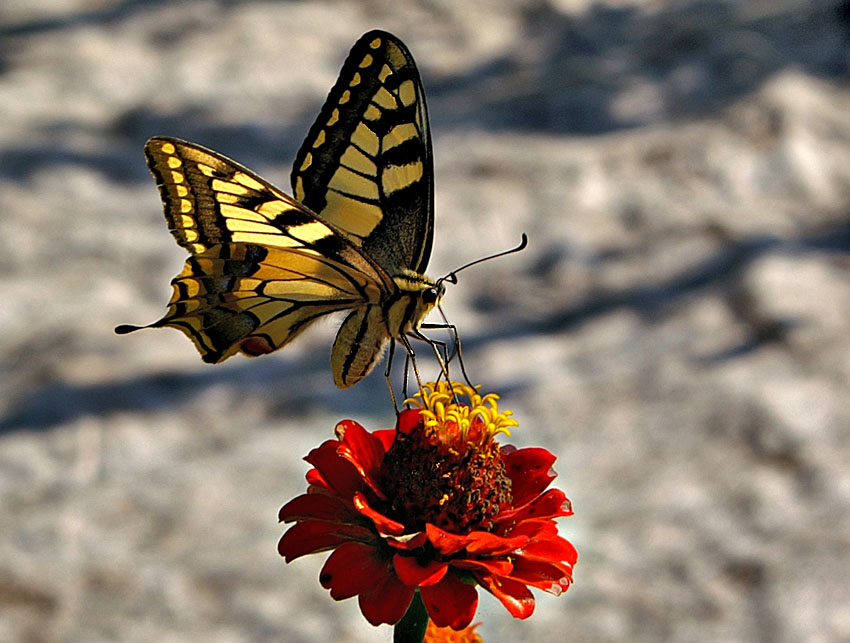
[
  {"left": 331, "top": 305, "right": 390, "bottom": 389},
  {"left": 122, "top": 137, "right": 398, "bottom": 369},
  {"left": 147, "top": 243, "right": 385, "bottom": 366},
  {"left": 291, "top": 30, "right": 434, "bottom": 275}
]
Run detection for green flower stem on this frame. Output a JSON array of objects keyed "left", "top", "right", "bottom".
[{"left": 394, "top": 591, "right": 428, "bottom": 643}]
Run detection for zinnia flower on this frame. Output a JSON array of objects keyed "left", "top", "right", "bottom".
[{"left": 278, "top": 382, "right": 576, "bottom": 631}]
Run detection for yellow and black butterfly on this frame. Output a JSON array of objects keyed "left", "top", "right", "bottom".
[{"left": 116, "top": 30, "right": 444, "bottom": 389}]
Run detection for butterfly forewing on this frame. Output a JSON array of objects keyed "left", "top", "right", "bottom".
[
  {"left": 144, "top": 137, "right": 388, "bottom": 283},
  {"left": 292, "top": 30, "right": 434, "bottom": 275}
]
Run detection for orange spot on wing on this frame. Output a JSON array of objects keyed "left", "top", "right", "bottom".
[{"left": 241, "top": 336, "right": 274, "bottom": 356}]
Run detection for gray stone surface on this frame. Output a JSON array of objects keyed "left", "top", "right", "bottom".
[{"left": 2, "top": 1, "right": 850, "bottom": 641}]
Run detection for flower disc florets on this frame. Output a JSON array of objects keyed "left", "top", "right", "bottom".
[{"left": 382, "top": 382, "right": 518, "bottom": 533}]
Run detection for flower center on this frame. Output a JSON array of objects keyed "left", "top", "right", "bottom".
[{"left": 380, "top": 382, "right": 516, "bottom": 533}]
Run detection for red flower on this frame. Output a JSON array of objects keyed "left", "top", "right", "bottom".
[{"left": 278, "top": 382, "right": 576, "bottom": 630}]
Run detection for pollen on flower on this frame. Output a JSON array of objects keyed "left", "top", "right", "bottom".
[{"left": 405, "top": 381, "right": 518, "bottom": 444}]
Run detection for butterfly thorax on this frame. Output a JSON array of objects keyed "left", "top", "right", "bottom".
[{"left": 386, "top": 270, "right": 444, "bottom": 337}]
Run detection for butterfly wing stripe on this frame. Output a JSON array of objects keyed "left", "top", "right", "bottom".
[
  {"left": 256, "top": 248, "right": 377, "bottom": 300},
  {"left": 384, "top": 289, "right": 421, "bottom": 338}
]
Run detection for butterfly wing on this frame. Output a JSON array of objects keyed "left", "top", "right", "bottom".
[
  {"left": 291, "top": 30, "right": 434, "bottom": 276},
  {"left": 135, "top": 243, "right": 385, "bottom": 366},
  {"left": 118, "top": 137, "right": 393, "bottom": 369},
  {"left": 143, "top": 137, "right": 384, "bottom": 271}
]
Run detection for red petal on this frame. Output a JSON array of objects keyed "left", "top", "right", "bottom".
[
  {"left": 278, "top": 491, "right": 356, "bottom": 524},
  {"left": 396, "top": 409, "right": 423, "bottom": 435},
  {"left": 320, "top": 542, "right": 388, "bottom": 599},
  {"left": 304, "top": 439, "right": 363, "bottom": 499},
  {"left": 373, "top": 428, "right": 397, "bottom": 452},
  {"left": 305, "top": 468, "right": 326, "bottom": 489},
  {"left": 392, "top": 553, "right": 448, "bottom": 587},
  {"left": 420, "top": 573, "right": 479, "bottom": 629},
  {"left": 464, "top": 529, "right": 529, "bottom": 556},
  {"left": 517, "top": 533, "right": 578, "bottom": 569},
  {"left": 503, "top": 447, "right": 557, "bottom": 506},
  {"left": 497, "top": 488, "right": 573, "bottom": 526},
  {"left": 386, "top": 531, "right": 429, "bottom": 551},
  {"left": 425, "top": 523, "right": 527, "bottom": 557},
  {"left": 335, "top": 420, "right": 388, "bottom": 498},
  {"left": 358, "top": 570, "right": 415, "bottom": 626},
  {"left": 426, "top": 524, "right": 471, "bottom": 555},
  {"left": 477, "top": 573, "right": 536, "bottom": 619},
  {"left": 507, "top": 557, "right": 574, "bottom": 596},
  {"left": 451, "top": 557, "right": 513, "bottom": 577},
  {"left": 500, "top": 444, "right": 517, "bottom": 457},
  {"left": 353, "top": 492, "right": 408, "bottom": 537},
  {"left": 507, "top": 518, "right": 557, "bottom": 538},
  {"left": 278, "top": 521, "right": 373, "bottom": 562}
]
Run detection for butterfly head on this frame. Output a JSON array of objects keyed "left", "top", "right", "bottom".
[
  {"left": 390, "top": 271, "right": 445, "bottom": 335},
  {"left": 421, "top": 282, "right": 445, "bottom": 307}
]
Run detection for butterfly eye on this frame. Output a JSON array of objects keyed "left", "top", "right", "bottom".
[{"left": 422, "top": 288, "right": 440, "bottom": 305}]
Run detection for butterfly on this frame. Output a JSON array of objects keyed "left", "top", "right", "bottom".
[{"left": 116, "top": 30, "right": 445, "bottom": 389}]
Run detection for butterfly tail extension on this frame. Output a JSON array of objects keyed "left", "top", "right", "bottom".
[
  {"left": 114, "top": 323, "right": 146, "bottom": 335},
  {"left": 115, "top": 314, "right": 256, "bottom": 364}
]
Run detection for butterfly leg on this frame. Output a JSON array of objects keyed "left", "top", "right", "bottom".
[
  {"left": 384, "top": 340, "right": 401, "bottom": 414},
  {"left": 399, "top": 334, "right": 426, "bottom": 396},
  {"left": 425, "top": 305, "right": 466, "bottom": 383},
  {"left": 401, "top": 350, "right": 413, "bottom": 402},
  {"left": 410, "top": 327, "right": 467, "bottom": 405},
  {"left": 418, "top": 321, "right": 475, "bottom": 389},
  {"left": 383, "top": 337, "right": 427, "bottom": 413},
  {"left": 409, "top": 328, "right": 452, "bottom": 385}
]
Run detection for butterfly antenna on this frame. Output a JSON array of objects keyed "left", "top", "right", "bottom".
[{"left": 437, "top": 233, "right": 528, "bottom": 287}]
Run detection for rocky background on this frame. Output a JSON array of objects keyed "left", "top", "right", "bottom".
[{"left": 2, "top": 1, "right": 850, "bottom": 641}]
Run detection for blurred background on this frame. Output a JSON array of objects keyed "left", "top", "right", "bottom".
[{"left": 2, "top": 1, "right": 850, "bottom": 641}]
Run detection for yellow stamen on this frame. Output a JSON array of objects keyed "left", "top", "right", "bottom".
[{"left": 405, "top": 381, "right": 518, "bottom": 441}]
